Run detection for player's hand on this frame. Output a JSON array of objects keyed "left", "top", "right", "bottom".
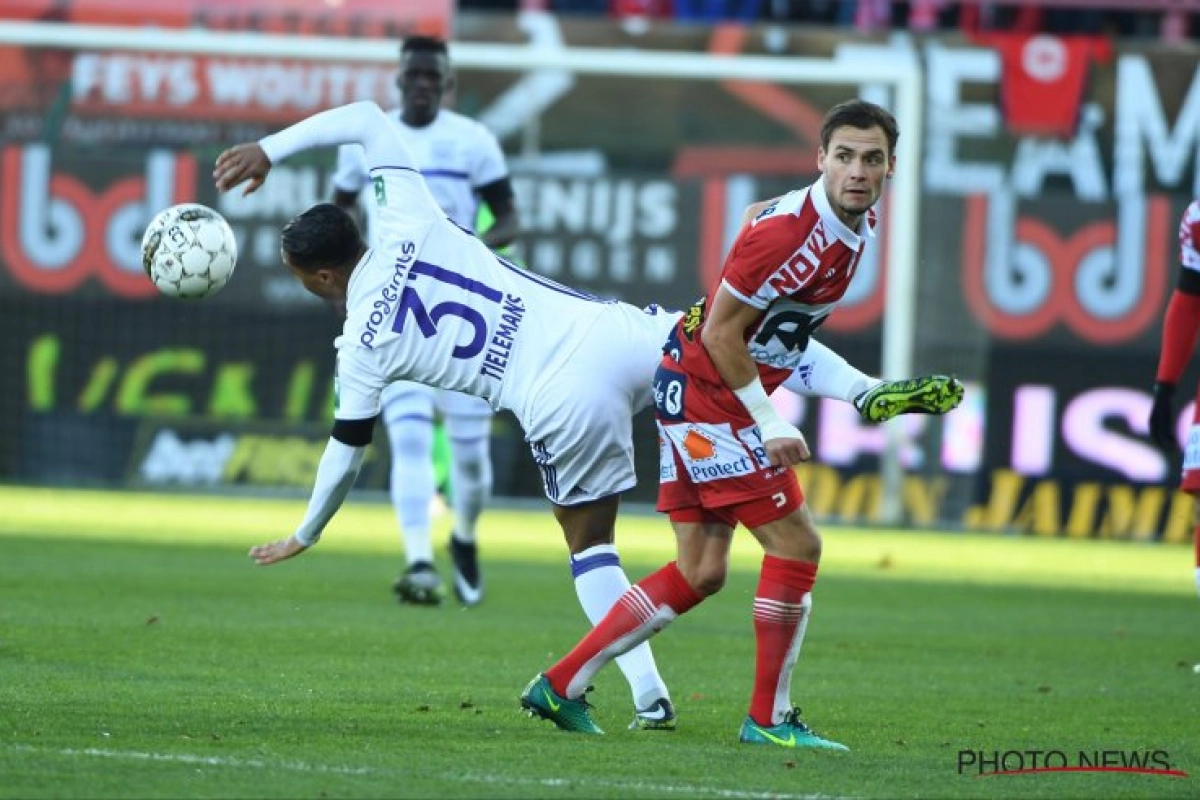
[
  {"left": 1148, "top": 382, "right": 1178, "bottom": 453},
  {"left": 213, "top": 144, "right": 271, "bottom": 196},
  {"left": 249, "top": 536, "right": 309, "bottom": 566},
  {"left": 764, "top": 433, "right": 811, "bottom": 467}
]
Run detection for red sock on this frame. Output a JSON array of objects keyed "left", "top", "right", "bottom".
[
  {"left": 749, "top": 555, "right": 818, "bottom": 726},
  {"left": 546, "top": 561, "right": 703, "bottom": 698}
]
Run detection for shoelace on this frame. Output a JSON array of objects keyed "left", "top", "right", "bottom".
[{"left": 780, "top": 707, "right": 814, "bottom": 733}]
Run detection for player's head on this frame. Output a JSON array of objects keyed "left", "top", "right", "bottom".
[
  {"left": 397, "top": 36, "right": 452, "bottom": 127},
  {"left": 817, "top": 99, "right": 898, "bottom": 226},
  {"left": 279, "top": 203, "right": 365, "bottom": 302}
]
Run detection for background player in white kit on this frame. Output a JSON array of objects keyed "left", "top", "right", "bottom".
[
  {"left": 331, "top": 36, "right": 518, "bottom": 608},
  {"left": 213, "top": 100, "right": 962, "bottom": 731}
]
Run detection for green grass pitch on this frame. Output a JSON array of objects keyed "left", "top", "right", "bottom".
[{"left": 1, "top": 485, "right": 1198, "bottom": 798}]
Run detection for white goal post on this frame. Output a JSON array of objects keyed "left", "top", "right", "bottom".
[{"left": 0, "top": 20, "right": 923, "bottom": 522}]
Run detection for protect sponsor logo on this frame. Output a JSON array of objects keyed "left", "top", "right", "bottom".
[
  {"left": 683, "top": 428, "right": 716, "bottom": 461},
  {"left": 662, "top": 422, "right": 756, "bottom": 484},
  {"left": 373, "top": 175, "right": 387, "bottom": 207}
]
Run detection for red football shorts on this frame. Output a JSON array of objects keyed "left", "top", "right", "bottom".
[{"left": 653, "top": 360, "right": 805, "bottom": 528}]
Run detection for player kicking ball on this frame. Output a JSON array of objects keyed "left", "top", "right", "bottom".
[
  {"left": 521, "top": 100, "right": 952, "bottom": 749},
  {"left": 212, "top": 100, "right": 960, "bottom": 736}
]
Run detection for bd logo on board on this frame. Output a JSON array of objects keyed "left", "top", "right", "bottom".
[{"left": 0, "top": 144, "right": 195, "bottom": 297}]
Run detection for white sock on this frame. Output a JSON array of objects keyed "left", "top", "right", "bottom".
[
  {"left": 782, "top": 337, "right": 878, "bottom": 405},
  {"left": 1194, "top": 566, "right": 1200, "bottom": 602},
  {"left": 387, "top": 418, "right": 435, "bottom": 566},
  {"left": 570, "top": 544, "right": 671, "bottom": 710},
  {"left": 445, "top": 416, "right": 493, "bottom": 544}
]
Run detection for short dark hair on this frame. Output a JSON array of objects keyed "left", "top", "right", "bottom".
[
  {"left": 280, "top": 204, "right": 363, "bottom": 273},
  {"left": 401, "top": 36, "right": 448, "bottom": 59},
  {"left": 821, "top": 100, "right": 899, "bottom": 157}
]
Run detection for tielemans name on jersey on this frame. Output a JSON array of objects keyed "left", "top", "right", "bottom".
[{"left": 480, "top": 293, "right": 526, "bottom": 381}]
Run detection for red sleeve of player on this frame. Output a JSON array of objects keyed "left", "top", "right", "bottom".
[
  {"left": 1156, "top": 291, "right": 1200, "bottom": 384},
  {"left": 1157, "top": 202, "right": 1200, "bottom": 383},
  {"left": 721, "top": 214, "right": 812, "bottom": 309}
]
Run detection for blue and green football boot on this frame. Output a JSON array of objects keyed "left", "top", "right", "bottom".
[
  {"left": 520, "top": 674, "right": 604, "bottom": 734},
  {"left": 739, "top": 708, "right": 848, "bottom": 751}
]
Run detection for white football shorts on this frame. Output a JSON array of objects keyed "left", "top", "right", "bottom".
[{"left": 517, "top": 303, "right": 678, "bottom": 505}]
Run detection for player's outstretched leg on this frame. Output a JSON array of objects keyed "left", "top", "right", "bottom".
[
  {"left": 570, "top": 544, "right": 676, "bottom": 731},
  {"left": 519, "top": 674, "right": 604, "bottom": 734},
  {"left": 854, "top": 374, "right": 965, "bottom": 423},
  {"left": 739, "top": 707, "right": 849, "bottom": 750}
]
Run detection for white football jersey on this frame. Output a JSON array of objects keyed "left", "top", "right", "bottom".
[
  {"left": 260, "top": 102, "right": 639, "bottom": 424},
  {"left": 331, "top": 108, "right": 508, "bottom": 243}
]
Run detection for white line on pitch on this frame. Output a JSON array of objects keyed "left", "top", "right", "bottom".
[{"left": 8, "top": 744, "right": 837, "bottom": 800}]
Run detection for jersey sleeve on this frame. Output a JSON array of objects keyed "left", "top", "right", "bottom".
[
  {"left": 1180, "top": 200, "right": 1200, "bottom": 272},
  {"left": 331, "top": 144, "right": 368, "bottom": 195},
  {"left": 258, "top": 101, "right": 440, "bottom": 221},
  {"left": 720, "top": 211, "right": 814, "bottom": 310},
  {"left": 1156, "top": 200, "right": 1200, "bottom": 383},
  {"left": 333, "top": 343, "right": 386, "bottom": 421},
  {"left": 468, "top": 122, "right": 510, "bottom": 189}
]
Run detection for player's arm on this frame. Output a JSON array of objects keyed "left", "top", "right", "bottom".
[
  {"left": 703, "top": 285, "right": 810, "bottom": 467},
  {"left": 214, "top": 102, "right": 436, "bottom": 214},
  {"left": 249, "top": 351, "right": 383, "bottom": 565},
  {"left": 477, "top": 177, "right": 520, "bottom": 250},
  {"left": 1149, "top": 264, "right": 1200, "bottom": 452},
  {"left": 248, "top": 421, "right": 375, "bottom": 566}
]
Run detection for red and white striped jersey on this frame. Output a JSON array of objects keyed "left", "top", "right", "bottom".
[
  {"left": 666, "top": 177, "right": 876, "bottom": 394},
  {"left": 1180, "top": 199, "right": 1200, "bottom": 272}
]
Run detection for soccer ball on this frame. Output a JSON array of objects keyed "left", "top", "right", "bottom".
[{"left": 142, "top": 203, "right": 237, "bottom": 299}]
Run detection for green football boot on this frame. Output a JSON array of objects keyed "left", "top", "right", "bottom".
[
  {"left": 855, "top": 374, "right": 965, "bottom": 424},
  {"left": 519, "top": 674, "right": 604, "bottom": 734},
  {"left": 738, "top": 708, "right": 849, "bottom": 751}
]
